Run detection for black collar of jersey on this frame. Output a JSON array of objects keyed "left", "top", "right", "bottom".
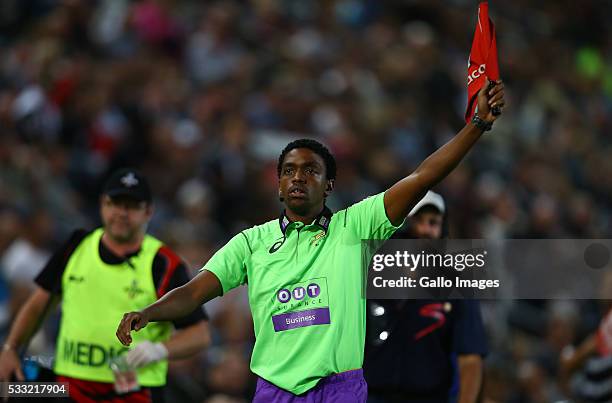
[
  {"left": 99, "top": 238, "right": 141, "bottom": 267},
  {"left": 278, "top": 206, "right": 333, "bottom": 235}
]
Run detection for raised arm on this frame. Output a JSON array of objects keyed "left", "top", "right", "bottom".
[
  {"left": 116, "top": 270, "right": 222, "bottom": 346},
  {"left": 384, "top": 80, "right": 505, "bottom": 225}
]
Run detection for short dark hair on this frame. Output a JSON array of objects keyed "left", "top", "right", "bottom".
[{"left": 277, "top": 139, "right": 337, "bottom": 180}]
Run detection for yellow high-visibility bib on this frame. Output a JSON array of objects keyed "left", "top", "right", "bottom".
[{"left": 54, "top": 228, "right": 171, "bottom": 386}]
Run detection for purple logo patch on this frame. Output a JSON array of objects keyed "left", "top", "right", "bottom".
[
  {"left": 272, "top": 308, "right": 331, "bottom": 332},
  {"left": 307, "top": 283, "right": 320, "bottom": 298},
  {"left": 277, "top": 289, "right": 291, "bottom": 303},
  {"left": 275, "top": 279, "right": 325, "bottom": 303}
]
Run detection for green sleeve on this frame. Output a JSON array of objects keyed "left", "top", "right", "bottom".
[
  {"left": 201, "top": 231, "right": 250, "bottom": 294},
  {"left": 343, "top": 192, "right": 403, "bottom": 240}
]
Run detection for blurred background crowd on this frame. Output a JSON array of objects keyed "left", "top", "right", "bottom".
[{"left": 1, "top": 0, "right": 611, "bottom": 402}]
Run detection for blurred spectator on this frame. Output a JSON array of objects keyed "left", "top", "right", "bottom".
[{"left": 1, "top": 209, "right": 53, "bottom": 314}]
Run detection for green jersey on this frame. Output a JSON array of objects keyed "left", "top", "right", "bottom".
[{"left": 203, "top": 192, "right": 400, "bottom": 394}]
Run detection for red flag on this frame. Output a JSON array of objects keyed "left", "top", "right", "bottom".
[{"left": 465, "top": 1, "right": 499, "bottom": 123}]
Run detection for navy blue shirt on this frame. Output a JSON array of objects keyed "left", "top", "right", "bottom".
[{"left": 364, "top": 299, "right": 487, "bottom": 402}]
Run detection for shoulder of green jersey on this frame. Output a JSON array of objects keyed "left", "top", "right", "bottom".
[
  {"left": 343, "top": 194, "right": 379, "bottom": 214},
  {"left": 244, "top": 218, "right": 277, "bottom": 234},
  {"left": 240, "top": 218, "right": 280, "bottom": 245}
]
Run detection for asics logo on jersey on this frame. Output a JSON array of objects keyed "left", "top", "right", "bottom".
[{"left": 269, "top": 237, "right": 286, "bottom": 253}]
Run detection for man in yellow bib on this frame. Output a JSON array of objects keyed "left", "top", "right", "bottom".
[{"left": 0, "top": 169, "right": 210, "bottom": 403}]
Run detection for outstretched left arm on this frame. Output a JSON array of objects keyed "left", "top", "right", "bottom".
[{"left": 384, "top": 80, "right": 505, "bottom": 225}]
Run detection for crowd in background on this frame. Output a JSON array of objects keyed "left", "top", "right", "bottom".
[{"left": 1, "top": 0, "right": 612, "bottom": 402}]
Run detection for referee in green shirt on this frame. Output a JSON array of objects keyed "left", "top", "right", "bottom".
[{"left": 117, "top": 80, "right": 504, "bottom": 402}]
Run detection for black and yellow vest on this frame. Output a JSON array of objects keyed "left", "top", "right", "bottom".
[{"left": 54, "top": 228, "right": 171, "bottom": 386}]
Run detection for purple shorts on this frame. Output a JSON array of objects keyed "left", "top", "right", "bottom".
[{"left": 252, "top": 369, "right": 367, "bottom": 403}]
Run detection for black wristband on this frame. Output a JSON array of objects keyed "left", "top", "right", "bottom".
[{"left": 471, "top": 114, "right": 493, "bottom": 132}]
